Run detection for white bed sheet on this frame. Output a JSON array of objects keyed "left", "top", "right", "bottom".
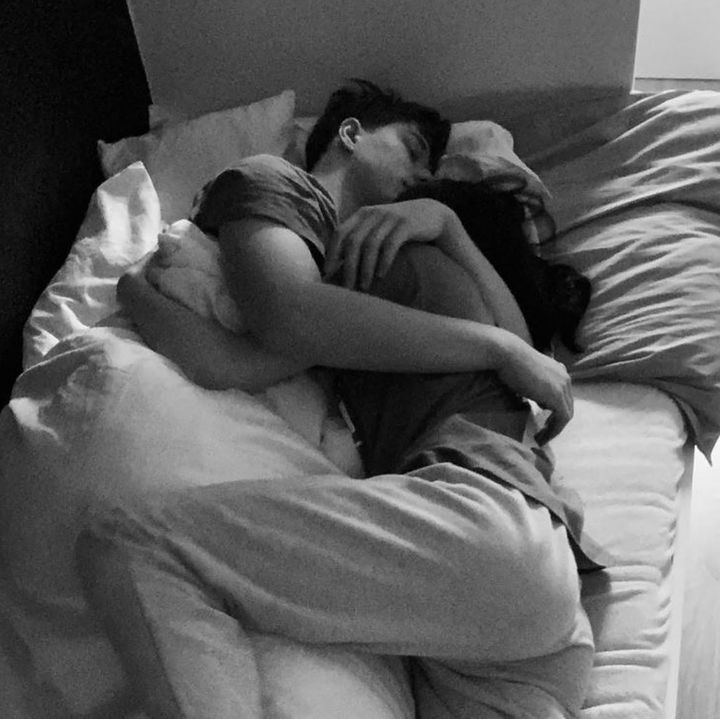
[
  {"left": 676, "top": 447, "right": 720, "bottom": 719},
  {"left": 549, "top": 381, "right": 690, "bottom": 719}
]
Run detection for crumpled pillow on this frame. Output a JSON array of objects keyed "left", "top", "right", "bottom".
[
  {"left": 437, "top": 120, "right": 552, "bottom": 205},
  {"left": 22, "top": 161, "right": 162, "bottom": 369}
]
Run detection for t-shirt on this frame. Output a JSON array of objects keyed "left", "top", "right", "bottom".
[
  {"left": 191, "top": 155, "right": 609, "bottom": 572},
  {"left": 191, "top": 154, "right": 337, "bottom": 267}
]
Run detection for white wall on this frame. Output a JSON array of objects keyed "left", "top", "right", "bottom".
[
  {"left": 127, "top": 0, "right": 640, "bottom": 118},
  {"left": 634, "top": 0, "right": 720, "bottom": 79}
]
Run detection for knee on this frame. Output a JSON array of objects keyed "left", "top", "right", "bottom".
[
  {"left": 510, "top": 526, "right": 581, "bottom": 652},
  {"left": 75, "top": 488, "right": 168, "bottom": 567}
]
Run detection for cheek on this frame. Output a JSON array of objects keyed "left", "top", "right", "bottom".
[
  {"left": 352, "top": 165, "right": 389, "bottom": 204},
  {"left": 364, "top": 160, "right": 397, "bottom": 191},
  {"left": 379, "top": 154, "right": 409, "bottom": 186},
  {"left": 355, "top": 150, "right": 408, "bottom": 202}
]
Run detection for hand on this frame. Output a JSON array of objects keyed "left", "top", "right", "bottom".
[
  {"left": 494, "top": 335, "right": 573, "bottom": 443},
  {"left": 324, "top": 199, "right": 453, "bottom": 290},
  {"left": 116, "top": 251, "right": 156, "bottom": 308}
]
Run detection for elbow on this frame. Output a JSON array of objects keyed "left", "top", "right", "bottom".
[
  {"left": 245, "top": 299, "right": 318, "bottom": 365},
  {"left": 241, "top": 278, "right": 332, "bottom": 365}
]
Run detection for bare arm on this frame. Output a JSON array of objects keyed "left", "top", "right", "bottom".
[
  {"left": 219, "top": 218, "right": 512, "bottom": 373},
  {"left": 117, "top": 267, "right": 309, "bottom": 392},
  {"left": 116, "top": 218, "right": 572, "bottom": 439},
  {"left": 219, "top": 218, "right": 573, "bottom": 440}
]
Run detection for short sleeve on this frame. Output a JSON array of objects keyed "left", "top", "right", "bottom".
[{"left": 191, "top": 155, "right": 336, "bottom": 262}]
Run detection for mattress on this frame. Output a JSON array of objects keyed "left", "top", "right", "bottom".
[
  {"left": 548, "top": 381, "right": 691, "bottom": 719},
  {"left": 676, "top": 446, "right": 720, "bottom": 719}
]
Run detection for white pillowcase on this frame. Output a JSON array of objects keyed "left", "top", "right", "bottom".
[
  {"left": 98, "top": 90, "right": 296, "bottom": 224},
  {"left": 22, "top": 161, "right": 162, "bottom": 369},
  {"left": 438, "top": 120, "right": 551, "bottom": 203},
  {"left": 147, "top": 102, "right": 191, "bottom": 128}
]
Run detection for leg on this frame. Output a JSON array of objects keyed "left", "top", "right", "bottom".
[
  {"left": 76, "top": 465, "right": 586, "bottom": 719},
  {"left": 399, "top": 467, "right": 595, "bottom": 719},
  {"left": 411, "top": 607, "right": 594, "bottom": 719}
]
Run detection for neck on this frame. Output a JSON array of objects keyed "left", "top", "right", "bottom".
[{"left": 309, "top": 154, "right": 361, "bottom": 222}]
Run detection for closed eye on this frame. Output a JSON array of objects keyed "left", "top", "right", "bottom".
[{"left": 406, "top": 132, "right": 430, "bottom": 167}]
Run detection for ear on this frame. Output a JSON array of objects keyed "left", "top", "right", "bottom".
[{"left": 337, "top": 117, "right": 363, "bottom": 152}]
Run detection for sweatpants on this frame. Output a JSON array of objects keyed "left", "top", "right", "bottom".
[{"left": 75, "top": 462, "right": 594, "bottom": 719}]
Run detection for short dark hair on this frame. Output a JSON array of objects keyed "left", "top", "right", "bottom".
[
  {"left": 398, "top": 178, "right": 591, "bottom": 353},
  {"left": 305, "top": 79, "right": 451, "bottom": 172}
]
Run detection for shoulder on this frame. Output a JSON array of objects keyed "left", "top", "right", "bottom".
[
  {"left": 229, "top": 153, "right": 301, "bottom": 177},
  {"left": 192, "top": 154, "right": 336, "bottom": 265},
  {"left": 192, "top": 154, "right": 332, "bottom": 220},
  {"left": 196, "top": 155, "right": 300, "bottom": 199},
  {"left": 211, "top": 154, "right": 317, "bottom": 192}
]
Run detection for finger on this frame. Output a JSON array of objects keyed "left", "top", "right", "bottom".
[
  {"left": 534, "top": 412, "right": 560, "bottom": 445},
  {"left": 342, "top": 213, "right": 387, "bottom": 289},
  {"left": 359, "top": 217, "right": 402, "bottom": 290},
  {"left": 153, "top": 241, "right": 180, "bottom": 268},
  {"left": 565, "top": 382, "right": 574, "bottom": 419},
  {"left": 533, "top": 418, "right": 553, "bottom": 445},
  {"left": 376, "top": 232, "right": 408, "bottom": 279},
  {"left": 325, "top": 210, "right": 368, "bottom": 278},
  {"left": 538, "top": 391, "right": 572, "bottom": 443},
  {"left": 145, "top": 263, "right": 162, "bottom": 289}
]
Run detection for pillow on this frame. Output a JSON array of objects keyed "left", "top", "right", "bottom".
[
  {"left": 536, "top": 90, "right": 720, "bottom": 460},
  {"left": 285, "top": 116, "right": 551, "bottom": 204},
  {"left": 98, "top": 90, "right": 296, "bottom": 224},
  {"left": 147, "top": 102, "right": 189, "bottom": 129},
  {"left": 22, "top": 161, "right": 162, "bottom": 369},
  {"left": 283, "top": 115, "right": 319, "bottom": 168},
  {"left": 437, "top": 120, "right": 551, "bottom": 204}
]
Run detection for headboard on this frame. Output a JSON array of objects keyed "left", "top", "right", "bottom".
[
  {"left": 1, "top": 0, "right": 641, "bottom": 406},
  {"left": 128, "top": 0, "right": 640, "bottom": 154}
]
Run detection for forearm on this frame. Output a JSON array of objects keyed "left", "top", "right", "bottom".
[
  {"left": 218, "top": 219, "right": 512, "bottom": 375},
  {"left": 253, "top": 277, "right": 514, "bottom": 374},
  {"left": 218, "top": 219, "right": 572, "bottom": 438},
  {"left": 437, "top": 213, "right": 532, "bottom": 344},
  {"left": 118, "top": 274, "right": 308, "bottom": 391}
]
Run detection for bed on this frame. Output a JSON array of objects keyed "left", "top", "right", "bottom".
[{"left": 2, "top": 2, "right": 720, "bottom": 718}]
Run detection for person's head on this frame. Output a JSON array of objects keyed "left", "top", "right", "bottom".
[
  {"left": 306, "top": 79, "right": 451, "bottom": 205},
  {"left": 398, "top": 178, "right": 591, "bottom": 353}
]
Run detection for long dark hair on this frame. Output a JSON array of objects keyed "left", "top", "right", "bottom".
[{"left": 398, "top": 178, "right": 590, "bottom": 353}]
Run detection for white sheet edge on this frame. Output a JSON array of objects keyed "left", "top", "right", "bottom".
[{"left": 664, "top": 442, "right": 695, "bottom": 719}]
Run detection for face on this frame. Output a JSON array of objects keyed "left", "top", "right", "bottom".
[{"left": 345, "top": 121, "right": 432, "bottom": 205}]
